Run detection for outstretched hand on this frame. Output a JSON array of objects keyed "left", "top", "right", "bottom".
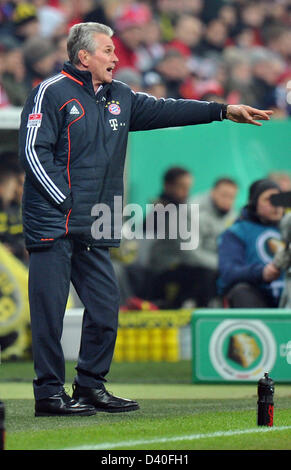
[{"left": 226, "top": 105, "right": 273, "bottom": 126}]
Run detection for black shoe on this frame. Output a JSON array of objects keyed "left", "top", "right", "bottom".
[
  {"left": 72, "top": 382, "right": 140, "bottom": 413},
  {"left": 35, "top": 390, "right": 97, "bottom": 417}
]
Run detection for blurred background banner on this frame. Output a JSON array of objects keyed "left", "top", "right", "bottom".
[
  {"left": 0, "top": 239, "right": 75, "bottom": 361},
  {"left": 62, "top": 308, "right": 192, "bottom": 363},
  {"left": 192, "top": 309, "right": 291, "bottom": 383},
  {"left": 0, "top": 243, "right": 30, "bottom": 360},
  {"left": 127, "top": 120, "right": 291, "bottom": 210}
]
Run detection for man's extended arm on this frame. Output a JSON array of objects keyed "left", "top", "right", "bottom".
[
  {"left": 129, "top": 92, "right": 223, "bottom": 131},
  {"left": 129, "top": 91, "right": 273, "bottom": 132}
]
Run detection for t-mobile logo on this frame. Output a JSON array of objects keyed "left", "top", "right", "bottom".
[{"left": 109, "top": 119, "right": 118, "bottom": 131}]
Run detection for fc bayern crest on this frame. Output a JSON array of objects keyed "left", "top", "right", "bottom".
[{"left": 108, "top": 103, "right": 121, "bottom": 115}]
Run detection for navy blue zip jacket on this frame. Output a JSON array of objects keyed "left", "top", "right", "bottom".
[
  {"left": 217, "top": 207, "right": 284, "bottom": 304},
  {"left": 19, "top": 61, "right": 224, "bottom": 250}
]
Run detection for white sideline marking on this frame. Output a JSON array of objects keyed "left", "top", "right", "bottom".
[{"left": 65, "top": 425, "right": 291, "bottom": 450}]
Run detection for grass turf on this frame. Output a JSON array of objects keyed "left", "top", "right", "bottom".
[
  {"left": 0, "top": 359, "right": 192, "bottom": 384},
  {"left": 1, "top": 361, "right": 291, "bottom": 451}
]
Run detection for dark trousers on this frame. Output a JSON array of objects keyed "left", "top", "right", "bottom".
[
  {"left": 28, "top": 238, "right": 120, "bottom": 400},
  {"left": 226, "top": 283, "right": 277, "bottom": 308}
]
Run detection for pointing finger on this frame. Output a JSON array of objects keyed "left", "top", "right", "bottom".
[
  {"left": 248, "top": 107, "right": 272, "bottom": 120},
  {"left": 241, "top": 108, "right": 256, "bottom": 124},
  {"left": 242, "top": 109, "right": 262, "bottom": 126}
]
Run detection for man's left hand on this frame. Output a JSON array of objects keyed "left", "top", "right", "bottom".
[{"left": 226, "top": 105, "right": 273, "bottom": 126}]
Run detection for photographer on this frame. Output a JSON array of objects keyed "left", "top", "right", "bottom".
[
  {"left": 217, "top": 179, "right": 285, "bottom": 308},
  {"left": 272, "top": 202, "right": 291, "bottom": 308}
]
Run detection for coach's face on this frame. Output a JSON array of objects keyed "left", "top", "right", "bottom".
[{"left": 80, "top": 33, "right": 118, "bottom": 86}]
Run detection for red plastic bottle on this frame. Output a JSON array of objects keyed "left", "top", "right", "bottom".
[{"left": 257, "top": 372, "right": 274, "bottom": 427}]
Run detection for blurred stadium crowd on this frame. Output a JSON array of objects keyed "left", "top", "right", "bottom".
[
  {"left": 0, "top": 0, "right": 290, "bottom": 115},
  {"left": 0, "top": 0, "right": 291, "bottom": 315}
]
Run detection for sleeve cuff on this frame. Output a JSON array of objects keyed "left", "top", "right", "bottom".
[{"left": 209, "top": 102, "right": 226, "bottom": 122}]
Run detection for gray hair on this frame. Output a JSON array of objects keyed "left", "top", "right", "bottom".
[{"left": 67, "top": 22, "right": 114, "bottom": 65}]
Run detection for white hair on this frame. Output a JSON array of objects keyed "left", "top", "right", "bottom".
[{"left": 67, "top": 22, "right": 114, "bottom": 65}]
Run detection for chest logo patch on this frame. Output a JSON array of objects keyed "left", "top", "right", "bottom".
[
  {"left": 107, "top": 101, "right": 121, "bottom": 115},
  {"left": 70, "top": 105, "right": 80, "bottom": 115},
  {"left": 27, "top": 113, "right": 43, "bottom": 127}
]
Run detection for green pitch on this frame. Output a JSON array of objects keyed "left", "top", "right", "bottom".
[{"left": 1, "top": 361, "right": 291, "bottom": 450}]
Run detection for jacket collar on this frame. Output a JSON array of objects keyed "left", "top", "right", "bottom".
[{"left": 61, "top": 61, "right": 111, "bottom": 98}]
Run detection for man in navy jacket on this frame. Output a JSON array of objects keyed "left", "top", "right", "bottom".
[{"left": 19, "top": 22, "right": 274, "bottom": 416}]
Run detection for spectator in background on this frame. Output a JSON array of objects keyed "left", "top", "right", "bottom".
[
  {"left": 226, "top": 60, "right": 255, "bottom": 105},
  {"left": 0, "top": 1, "right": 15, "bottom": 35},
  {"left": 82, "top": 0, "right": 115, "bottom": 28},
  {"left": 156, "top": 0, "right": 183, "bottom": 42},
  {"left": 276, "top": 69, "right": 291, "bottom": 118},
  {"left": 9, "top": 168, "right": 27, "bottom": 265},
  {"left": 23, "top": 36, "right": 57, "bottom": 89},
  {"left": 54, "top": 33, "right": 69, "bottom": 72},
  {"left": 218, "top": 3, "right": 238, "bottom": 39},
  {"left": 180, "top": 71, "right": 225, "bottom": 102},
  {"left": 136, "top": 18, "right": 165, "bottom": 73},
  {"left": 31, "top": 0, "right": 66, "bottom": 39},
  {"left": 0, "top": 153, "right": 26, "bottom": 263},
  {"left": 154, "top": 48, "right": 191, "bottom": 99},
  {"left": 189, "top": 177, "right": 238, "bottom": 306},
  {"left": 217, "top": 179, "right": 285, "bottom": 308},
  {"left": 0, "top": 34, "right": 28, "bottom": 107},
  {"left": 180, "top": 0, "right": 204, "bottom": 17},
  {"left": 59, "top": 0, "right": 87, "bottom": 32},
  {"left": 230, "top": 25, "right": 257, "bottom": 50},
  {"left": 223, "top": 49, "right": 257, "bottom": 105},
  {"left": 262, "top": 25, "right": 291, "bottom": 65},
  {"left": 156, "top": 0, "right": 204, "bottom": 42},
  {"left": 143, "top": 71, "right": 167, "bottom": 99},
  {"left": 0, "top": 0, "right": 290, "bottom": 112},
  {"left": 267, "top": 171, "right": 291, "bottom": 193},
  {"left": 236, "top": 1, "right": 265, "bottom": 46},
  {"left": 167, "top": 15, "right": 204, "bottom": 58},
  {"left": 196, "top": 19, "right": 229, "bottom": 60},
  {"left": 0, "top": 82, "right": 10, "bottom": 108},
  {"left": 200, "top": 0, "right": 220, "bottom": 25},
  {"left": 0, "top": 34, "right": 10, "bottom": 106},
  {"left": 265, "top": 0, "right": 291, "bottom": 28},
  {"left": 0, "top": 165, "right": 18, "bottom": 246},
  {"left": 143, "top": 166, "right": 196, "bottom": 308},
  {"left": 250, "top": 49, "right": 285, "bottom": 113},
  {"left": 114, "top": 67, "right": 143, "bottom": 93},
  {"left": 143, "top": 171, "right": 237, "bottom": 309},
  {"left": 12, "top": 2, "right": 40, "bottom": 42},
  {"left": 112, "top": 3, "right": 152, "bottom": 74}
]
